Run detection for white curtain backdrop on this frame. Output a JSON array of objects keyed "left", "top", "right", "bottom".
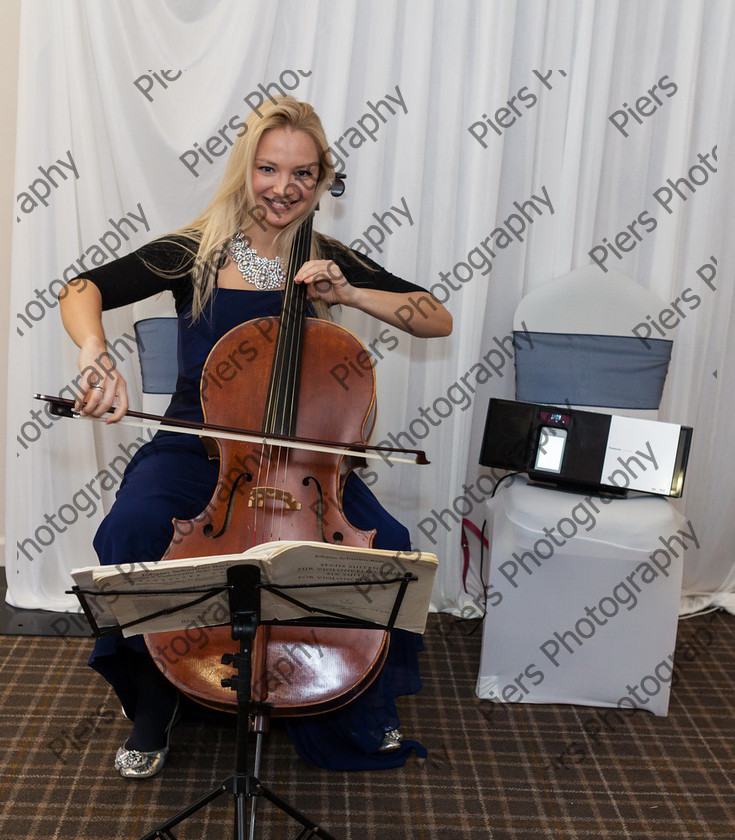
[{"left": 6, "top": 0, "right": 734, "bottom": 618}]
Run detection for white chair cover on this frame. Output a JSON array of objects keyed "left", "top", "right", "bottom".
[{"left": 476, "top": 267, "right": 696, "bottom": 716}]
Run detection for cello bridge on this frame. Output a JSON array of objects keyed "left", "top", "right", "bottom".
[{"left": 248, "top": 487, "right": 302, "bottom": 510}]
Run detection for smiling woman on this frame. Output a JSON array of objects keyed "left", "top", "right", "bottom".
[
  {"left": 249, "top": 129, "right": 321, "bottom": 230},
  {"left": 57, "top": 95, "right": 451, "bottom": 779}
]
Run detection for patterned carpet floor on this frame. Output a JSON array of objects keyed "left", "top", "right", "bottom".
[{"left": 0, "top": 610, "right": 733, "bottom": 839}]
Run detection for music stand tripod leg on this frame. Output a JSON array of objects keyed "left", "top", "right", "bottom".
[{"left": 139, "top": 564, "right": 338, "bottom": 840}]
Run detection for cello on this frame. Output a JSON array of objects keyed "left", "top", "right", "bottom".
[{"left": 144, "top": 209, "right": 402, "bottom": 716}]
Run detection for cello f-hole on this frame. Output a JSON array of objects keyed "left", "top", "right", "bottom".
[
  {"left": 203, "top": 470, "right": 252, "bottom": 539},
  {"left": 303, "top": 475, "right": 330, "bottom": 543},
  {"left": 303, "top": 476, "right": 345, "bottom": 544}
]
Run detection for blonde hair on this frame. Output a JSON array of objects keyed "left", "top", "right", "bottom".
[{"left": 175, "top": 96, "right": 336, "bottom": 319}]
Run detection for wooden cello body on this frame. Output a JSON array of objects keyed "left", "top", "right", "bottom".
[{"left": 145, "top": 215, "right": 390, "bottom": 715}]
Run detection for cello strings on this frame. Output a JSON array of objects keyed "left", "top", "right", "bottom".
[
  {"left": 253, "top": 236, "right": 289, "bottom": 545},
  {"left": 261, "top": 214, "right": 312, "bottom": 542},
  {"left": 275, "top": 217, "right": 310, "bottom": 540},
  {"left": 258, "top": 221, "right": 297, "bottom": 542}
]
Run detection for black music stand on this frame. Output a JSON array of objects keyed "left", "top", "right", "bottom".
[{"left": 71, "top": 562, "right": 419, "bottom": 840}]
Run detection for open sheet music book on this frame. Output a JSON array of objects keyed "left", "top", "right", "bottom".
[{"left": 70, "top": 541, "right": 438, "bottom": 636}]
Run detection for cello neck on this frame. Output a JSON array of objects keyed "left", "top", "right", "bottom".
[{"left": 262, "top": 213, "right": 314, "bottom": 438}]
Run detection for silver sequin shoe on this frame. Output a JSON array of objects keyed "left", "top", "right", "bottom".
[
  {"left": 114, "top": 745, "right": 169, "bottom": 778},
  {"left": 114, "top": 695, "right": 179, "bottom": 778},
  {"left": 378, "top": 729, "right": 403, "bottom": 753}
]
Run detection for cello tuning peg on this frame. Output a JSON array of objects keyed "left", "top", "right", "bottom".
[{"left": 329, "top": 174, "right": 346, "bottom": 197}]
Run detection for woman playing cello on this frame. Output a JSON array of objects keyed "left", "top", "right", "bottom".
[{"left": 59, "top": 96, "right": 452, "bottom": 777}]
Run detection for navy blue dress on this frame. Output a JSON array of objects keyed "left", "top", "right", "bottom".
[{"left": 83, "top": 238, "right": 427, "bottom": 770}]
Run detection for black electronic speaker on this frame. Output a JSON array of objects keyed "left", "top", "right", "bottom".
[{"left": 480, "top": 398, "right": 692, "bottom": 497}]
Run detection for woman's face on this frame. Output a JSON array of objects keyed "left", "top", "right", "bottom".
[{"left": 251, "top": 127, "right": 321, "bottom": 232}]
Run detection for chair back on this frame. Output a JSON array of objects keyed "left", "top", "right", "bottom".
[
  {"left": 513, "top": 266, "right": 672, "bottom": 418},
  {"left": 132, "top": 294, "right": 178, "bottom": 414}
]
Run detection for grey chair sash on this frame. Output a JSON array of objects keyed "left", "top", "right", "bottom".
[
  {"left": 134, "top": 318, "right": 179, "bottom": 394},
  {"left": 514, "top": 331, "right": 672, "bottom": 409}
]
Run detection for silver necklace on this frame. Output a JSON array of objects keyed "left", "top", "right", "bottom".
[{"left": 228, "top": 231, "right": 285, "bottom": 290}]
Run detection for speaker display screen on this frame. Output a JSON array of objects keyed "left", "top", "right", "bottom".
[{"left": 534, "top": 427, "right": 567, "bottom": 473}]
